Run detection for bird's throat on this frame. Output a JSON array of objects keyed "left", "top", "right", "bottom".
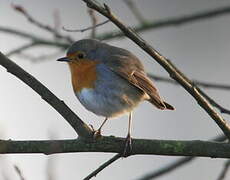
[{"left": 68, "top": 60, "right": 99, "bottom": 92}]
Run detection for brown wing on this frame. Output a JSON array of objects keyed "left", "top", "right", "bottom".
[
  {"left": 101, "top": 44, "right": 174, "bottom": 110},
  {"left": 133, "top": 71, "right": 174, "bottom": 110},
  {"left": 110, "top": 67, "right": 174, "bottom": 110}
]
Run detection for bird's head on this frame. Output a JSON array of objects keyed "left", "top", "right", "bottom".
[{"left": 57, "top": 39, "right": 102, "bottom": 65}]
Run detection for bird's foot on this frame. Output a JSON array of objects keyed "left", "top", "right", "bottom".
[
  {"left": 123, "top": 133, "right": 132, "bottom": 157},
  {"left": 93, "top": 129, "right": 102, "bottom": 139},
  {"left": 89, "top": 124, "right": 102, "bottom": 139}
]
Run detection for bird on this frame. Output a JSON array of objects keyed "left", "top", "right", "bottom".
[{"left": 57, "top": 39, "right": 174, "bottom": 155}]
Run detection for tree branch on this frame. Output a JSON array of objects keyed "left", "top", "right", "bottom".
[
  {"left": 15, "top": 51, "right": 63, "bottom": 63},
  {"left": 138, "top": 135, "right": 227, "bottom": 180},
  {"left": 197, "top": 89, "right": 230, "bottom": 115},
  {"left": 84, "top": 153, "right": 121, "bottom": 180},
  {"left": 6, "top": 42, "right": 37, "bottom": 57},
  {"left": 14, "top": 165, "right": 26, "bottom": 180},
  {"left": 87, "top": 8, "right": 98, "bottom": 38},
  {"left": 217, "top": 160, "right": 230, "bottom": 180},
  {"left": 148, "top": 74, "right": 230, "bottom": 91},
  {"left": 123, "top": 0, "right": 146, "bottom": 24},
  {"left": 148, "top": 74, "right": 230, "bottom": 115},
  {"left": 62, "top": 20, "right": 109, "bottom": 33},
  {"left": 141, "top": 157, "right": 195, "bottom": 180},
  {"left": 12, "top": 4, "right": 73, "bottom": 43},
  {"left": 0, "top": 26, "right": 69, "bottom": 48},
  {"left": 82, "top": 0, "right": 230, "bottom": 140},
  {"left": 0, "top": 137, "right": 229, "bottom": 158},
  {"left": 0, "top": 52, "right": 93, "bottom": 138},
  {"left": 0, "top": 4, "right": 229, "bottom": 59},
  {"left": 1, "top": 6, "right": 230, "bottom": 48},
  {"left": 95, "top": 6, "right": 230, "bottom": 40}
]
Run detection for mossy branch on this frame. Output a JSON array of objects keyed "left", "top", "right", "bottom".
[{"left": 0, "top": 136, "right": 229, "bottom": 158}]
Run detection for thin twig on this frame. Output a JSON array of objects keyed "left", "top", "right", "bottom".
[
  {"left": 123, "top": 0, "right": 146, "bottom": 23},
  {"left": 16, "top": 51, "right": 63, "bottom": 63},
  {"left": 84, "top": 154, "right": 121, "bottom": 180},
  {"left": 53, "top": 9, "right": 61, "bottom": 37},
  {"left": 87, "top": 8, "right": 98, "bottom": 38},
  {"left": 197, "top": 89, "right": 230, "bottom": 115},
  {"left": 82, "top": 0, "right": 230, "bottom": 140},
  {"left": 0, "top": 26, "right": 41, "bottom": 41},
  {"left": 138, "top": 135, "right": 226, "bottom": 180},
  {"left": 0, "top": 26, "right": 69, "bottom": 48},
  {"left": 95, "top": 6, "right": 230, "bottom": 40},
  {"left": 14, "top": 165, "right": 25, "bottom": 180},
  {"left": 217, "top": 160, "right": 230, "bottom": 180},
  {"left": 1, "top": 6, "right": 230, "bottom": 46},
  {"left": 12, "top": 4, "right": 73, "bottom": 43},
  {"left": 148, "top": 74, "right": 230, "bottom": 91},
  {"left": 148, "top": 74, "right": 230, "bottom": 115},
  {"left": 5, "top": 42, "right": 37, "bottom": 57},
  {"left": 139, "top": 157, "right": 194, "bottom": 180},
  {"left": 0, "top": 52, "right": 93, "bottom": 138},
  {"left": 62, "top": 20, "right": 109, "bottom": 33}
]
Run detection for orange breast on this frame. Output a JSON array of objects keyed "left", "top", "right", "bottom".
[{"left": 68, "top": 59, "right": 99, "bottom": 92}]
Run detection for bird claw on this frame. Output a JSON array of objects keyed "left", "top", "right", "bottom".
[
  {"left": 89, "top": 124, "right": 102, "bottom": 139},
  {"left": 93, "top": 129, "right": 102, "bottom": 139},
  {"left": 123, "top": 134, "right": 132, "bottom": 157}
]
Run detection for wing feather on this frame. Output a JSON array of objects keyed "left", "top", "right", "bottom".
[{"left": 101, "top": 46, "right": 174, "bottom": 110}]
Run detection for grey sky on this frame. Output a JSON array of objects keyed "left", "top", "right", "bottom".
[{"left": 0, "top": 0, "right": 230, "bottom": 179}]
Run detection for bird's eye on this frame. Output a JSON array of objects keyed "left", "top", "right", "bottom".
[{"left": 77, "top": 53, "right": 84, "bottom": 59}]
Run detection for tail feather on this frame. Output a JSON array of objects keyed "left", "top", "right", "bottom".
[
  {"left": 163, "top": 101, "right": 175, "bottom": 110},
  {"left": 148, "top": 99, "right": 175, "bottom": 110}
]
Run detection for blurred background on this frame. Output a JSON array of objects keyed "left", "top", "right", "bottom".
[{"left": 0, "top": 0, "right": 230, "bottom": 179}]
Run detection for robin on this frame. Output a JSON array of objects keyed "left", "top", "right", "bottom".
[{"left": 57, "top": 39, "right": 174, "bottom": 154}]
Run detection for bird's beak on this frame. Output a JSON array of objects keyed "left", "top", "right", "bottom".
[{"left": 57, "top": 57, "right": 70, "bottom": 62}]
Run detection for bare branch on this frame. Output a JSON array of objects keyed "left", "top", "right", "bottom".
[
  {"left": 0, "top": 137, "right": 229, "bottom": 158},
  {"left": 16, "top": 51, "right": 63, "bottom": 63},
  {"left": 0, "top": 26, "right": 41, "bottom": 40},
  {"left": 0, "top": 26, "right": 69, "bottom": 49},
  {"left": 140, "top": 157, "right": 195, "bottom": 180},
  {"left": 123, "top": 0, "right": 146, "bottom": 23},
  {"left": 87, "top": 8, "right": 98, "bottom": 38},
  {"left": 6, "top": 42, "right": 37, "bottom": 57},
  {"left": 14, "top": 165, "right": 26, "bottom": 180},
  {"left": 138, "top": 135, "right": 226, "bottom": 180},
  {"left": 12, "top": 4, "right": 73, "bottom": 43},
  {"left": 0, "top": 52, "right": 93, "bottom": 138},
  {"left": 95, "top": 6, "right": 230, "bottom": 40},
  {"left": 53, "top": 9, "right": 61, "bottom": 35},
  {"left": 62, "top": 20, "right": 109, "bottom": 33},
  {"left": 217, "top": 160, "right": 230, "bottom": 180},
  {"left": 148, "top": 74, "right": 230, "bottom": 115},
  {"left": 84, "top": 154, "right": 121, "bottom": 180},
  {"left": 197, "top": 89, "right": 230, "bottom": 115},
  {"left": 82, "top": 0, "right": 230, "bottom": 140},
  {"left": 148, "top": 74, "right": 230, "bottom": 91},
  {"left": 1, "top": 6, "right": 230, "bottom": 49}
]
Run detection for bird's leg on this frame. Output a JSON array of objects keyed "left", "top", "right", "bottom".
[
  {"left": 123, "top": 112, "right": 133, "bottom": 157},
  {"left": 93, "top": 117, "right": 108, "bottom": 138}
]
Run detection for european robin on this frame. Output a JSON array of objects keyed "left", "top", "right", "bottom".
[{"left": 57, "top": 39, "right": 174, "bottom": 154}]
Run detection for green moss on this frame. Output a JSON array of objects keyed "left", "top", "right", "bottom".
[{"left": 160, "top": 141, "right": 185, "bottom": 153}]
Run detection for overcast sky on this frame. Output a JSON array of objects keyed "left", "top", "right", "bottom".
[{"left": 0, "top": 0, "right": 230, "bottom": 179}]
